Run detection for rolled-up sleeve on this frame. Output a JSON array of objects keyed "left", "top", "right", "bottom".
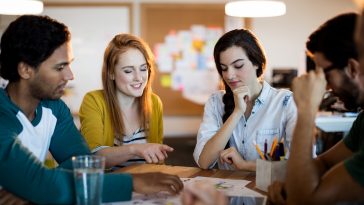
[{"left": 193, "top": 92, "right": 223, "bottom": 167}]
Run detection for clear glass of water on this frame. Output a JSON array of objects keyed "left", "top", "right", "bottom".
[{"left": 72, "top": 155, "right": 105, "bottom": 205}]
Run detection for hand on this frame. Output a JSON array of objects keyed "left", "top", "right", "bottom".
[
  {"left": 319, "top": 93, "right": 338, "bottom": 111},
  {"left": 268, "top": 181, "right": 287, "bottom": 205},
  {"left": 0, "top": 189, "right": 29, "bottom": 205},
  {"left": 291, "top": 69, "right": 326, "bottom": 114},
  {"left": 181, "top": 181, "right": 228, "bottom": 205},
  {"left": 132, "top": 172, "right": 183, "bottom": 195},
  {"left": 233, "top": 86, "right": 250, "bottom": 115},
  {"left": 219, "top": 147, "right": 250, "bottom": 170},
  {"left": 330, "top": 100, "right": 348, "bottom": 112},
  {"left": 131, "top": 143, "right": 174, "bottom": 164}
]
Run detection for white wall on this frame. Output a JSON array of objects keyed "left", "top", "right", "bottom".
[{"left": 43, "top": 7, "right": 130, "bottom": 112}]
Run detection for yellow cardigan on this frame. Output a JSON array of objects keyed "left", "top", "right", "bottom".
[{"left": 79, "top": 90, "right": 163, "bottom": 151}]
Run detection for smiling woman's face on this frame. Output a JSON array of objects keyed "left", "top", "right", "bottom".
[{"left": 114, "top": 48, "right": 149, "bottom": 98}]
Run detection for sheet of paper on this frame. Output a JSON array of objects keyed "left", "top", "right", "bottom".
[
  {"left": 105, "top": 177, "right": 263, "bottom": 205},
  {"left": 188, "top": 177, "right": 255, "bottom": 197},
  {"left": 105, "top": 192, "right": 181, "bottom": 205}
]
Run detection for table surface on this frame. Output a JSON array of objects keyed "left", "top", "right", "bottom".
[{"left": 115, "top": 164, "right": 265, "bottom": 194}]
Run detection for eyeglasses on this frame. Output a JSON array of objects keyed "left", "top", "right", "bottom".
[{"left": 322, "top": 64, "right": 341, "bottom": 75}]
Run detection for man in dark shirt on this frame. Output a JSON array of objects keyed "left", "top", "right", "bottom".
[{"left": 268, "top": 12, "right": 364, "bottom": 205}]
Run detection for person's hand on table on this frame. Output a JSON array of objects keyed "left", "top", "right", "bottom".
[
  {"left": 131, "top": 143, "right": 174, "bottom": 164},
  {"left": 132, "top": 172, "right": 183, "bottom": 195},
  {"left": 267, "top": 181, "right": 286, "bottom": 205},
  {"left": 0, "top": 189, "right": 29, "bottom": 205},
  {"left": 181, "top": 181, "right": 228, "bottom": 205},
  {"left": 219, "top": 147, "right": 255, "bottom": 171}
]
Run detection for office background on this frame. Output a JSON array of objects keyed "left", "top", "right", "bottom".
[{"left": 0, "top": 0, "right": 358, "bottom": 166}]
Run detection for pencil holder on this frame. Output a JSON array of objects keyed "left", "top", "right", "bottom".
[{"left": 256, "top": 159, "right": 287, "bottom": 192}]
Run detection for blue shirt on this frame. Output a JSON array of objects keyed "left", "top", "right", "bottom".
[{"left": 194, "top": 81, "right": 297, "bottom": 169}]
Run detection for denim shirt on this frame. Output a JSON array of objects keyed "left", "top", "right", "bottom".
[{"left": 193, "top": 81, "right": 297, "bottom": 170}]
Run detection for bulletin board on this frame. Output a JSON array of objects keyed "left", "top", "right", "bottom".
[{"left": 141, "top": 3, "right": 225, "bottom": 116}]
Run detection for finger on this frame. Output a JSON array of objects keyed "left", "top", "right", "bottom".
[
  {"left": 233, "top": 85, "right": 249, "bottom": 93},
  {"left": 150, "top": 154, "right": 159, "bottom": 164},
  {"left": 219, "top": 154, "right": 224, "bottom": 164},
  {"left": 220, "top": 152, "right": 232, "bottom": 164},
  {"left": 277, "top": 183, "right": 287, "bottom": 205},
  {"left": 180, "top": 190, "right": 193, "bottom": 205},
  {"left": 219, "top": 152, "right": 226, "bottom": 164},
  {"left": 158, "top": 181, "right": 181, "bottom": 195},
  {"left": 223, "top": 152, "right": 233, "bottom": 164},
  {"left": 216, "top": 191, "right": 229, "bottom": 205},
  {"left": 268, "top": 184, "right": 276, "bottom": 203},
  {"left": 162, "top": 150, "right": 168, "bottom": 158},
  {"left": 161, "top": 144, "right": 174, "bottom": 152},
  {"left": 163, "top": 184, "right": 179, "bottom": 195},
  {"left": 221, "top": 155, "right": 233, "bottom": 164},
  {"left": 268, "top": 182, "right": 286, "bottom": 205},
  {"left": 186, "top": 183, "right": 215, "bottom": 204},
  {"left": 171, "top": 176, "right": 184, "bottom": 193},
  {"left": 244, "top": 95, "right": 250, "bottom": 102},
  {"left": 162, "top": 175, "right": 184, "bottom": 193},
  {"left": 144, "top": 153, "right": 152, "bottom": 163},
  {"left": 233, "top": 86, "right": 250, "bottom": 97},
  {"left": 155, "top": 150, "right": 166, "bottom": 162}
]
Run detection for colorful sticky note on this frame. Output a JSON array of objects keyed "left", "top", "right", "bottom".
[{"left": 160, "top": 74, "right": 172, "bottom": 88}]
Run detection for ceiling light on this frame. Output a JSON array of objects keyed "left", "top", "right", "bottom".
[
  {"left": 0, "top": 0, "right": 44, "bottom": 15},
  {"left": 225, "top": 0, "right": 286, "bottom": 17}
]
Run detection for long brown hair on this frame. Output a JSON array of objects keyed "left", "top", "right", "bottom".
[
  {"left": 101, "top": 34, "right": 155, "bottom": 139},
  {"left": 213, "top": 29, "right": 266, "bottom": 123}
]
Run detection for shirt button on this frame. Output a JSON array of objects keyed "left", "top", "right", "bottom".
[
  {"left": 244, "top": 124, "right": 246, "bottom": 127},
  {"left": 242, "top": 140, "right": 245, "bottom": 144}
]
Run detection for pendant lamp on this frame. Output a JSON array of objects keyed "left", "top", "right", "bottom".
[
  {"left": 0, "top": 0, "right": 43, "bottom": 15},
  {"left": 225, "top": 0, "right": 286, "bottom": 17}
]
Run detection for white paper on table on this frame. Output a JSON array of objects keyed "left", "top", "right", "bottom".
[
  {"left": 105, "top": 177, "right": 262, "bottom": 205},
  {"left": 105, "top": 192, "right": 182, "bottom": 205},
  {"left": 188, "top": 176, "right": 257, "bottom": 197}
]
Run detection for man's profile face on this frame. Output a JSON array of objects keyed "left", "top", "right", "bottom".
[
  {"left": 28, "top": 41, "right": 74, "bottom": 100},
  {"left": 312, "top": 52, "right": 361, "bottom": 111}
]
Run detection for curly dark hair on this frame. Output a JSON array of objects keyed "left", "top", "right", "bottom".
[
  {"left": 0, "top": 15, "right": 71, "bottom": 82},
  {"left": 213, "top": 29, "right": 266, "bottom": 122},
  {"left": 306, "top": 13, "right": 358, "bottom": 69}
]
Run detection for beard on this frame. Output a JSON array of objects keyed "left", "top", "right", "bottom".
[
  {"left": 334, "top": 78, "right": 362, "bottom": 111},
  {"left": 29, "top": 78, "right": 63, "bottom": 100}
]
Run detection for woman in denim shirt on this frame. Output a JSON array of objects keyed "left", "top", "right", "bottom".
[{"left": 193, "top": 29, "right": 297, "bottom": 171}]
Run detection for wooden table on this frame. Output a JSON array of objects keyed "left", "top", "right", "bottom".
[{"left": 115, "top": 164, "right": 265, "bottom": 194}]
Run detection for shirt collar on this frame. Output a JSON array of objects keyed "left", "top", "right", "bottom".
[{"left": 256, "top": 81, "right": 270, "bottom": 104}]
